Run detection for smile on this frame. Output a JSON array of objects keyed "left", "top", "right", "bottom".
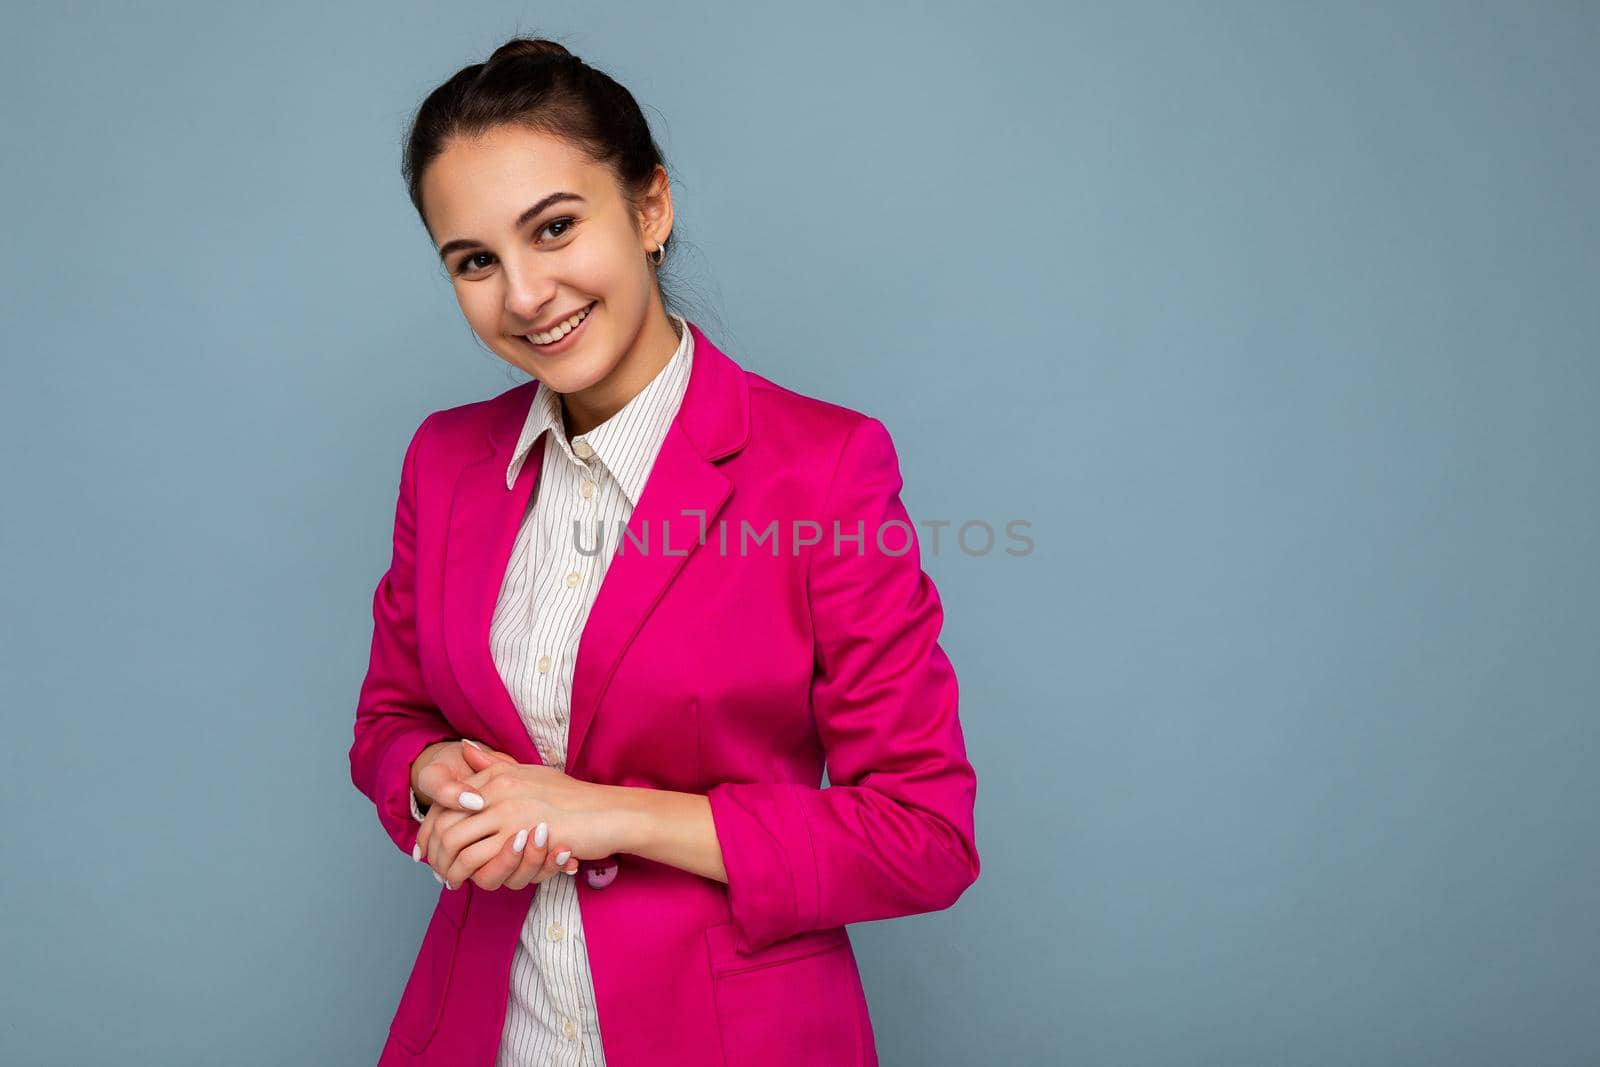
[{"left": 523, "top": 301, "right": 597, "bottom": 352}]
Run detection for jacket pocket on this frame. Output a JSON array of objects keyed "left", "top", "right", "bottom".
[
  {"left": 390, "top": 886, "right": 473, "bottom": 1054},
  {"left": 704, "top": 921, "right": 866, "bottom": 1066}
]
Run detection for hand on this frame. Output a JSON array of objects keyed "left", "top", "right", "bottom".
[
  {"left": 413, "top": 739, "right": 581, "bottom": 890},
  {"left": 426, "top": 744, "right": 627, "bottom": 891}
]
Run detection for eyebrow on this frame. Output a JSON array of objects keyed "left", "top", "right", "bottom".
[{"left": 436, "top": 192, "right": 587, "bottom": 262}]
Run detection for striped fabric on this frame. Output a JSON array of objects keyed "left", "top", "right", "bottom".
[{"left": 415, "top": 312, "right": 695, "bottom": 1065}]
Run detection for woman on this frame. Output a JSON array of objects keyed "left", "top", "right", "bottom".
[{"left": 349, "top": 36, "right": 980, "bottom": 1067}]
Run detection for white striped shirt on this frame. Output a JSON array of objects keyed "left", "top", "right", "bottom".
[{"left": 414, "top": 312, "right": 694, "bottom": 1065}]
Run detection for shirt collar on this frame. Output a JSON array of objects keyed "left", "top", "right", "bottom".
[{"left": 504, "top": 312, "right": 695, "bottom": 508}]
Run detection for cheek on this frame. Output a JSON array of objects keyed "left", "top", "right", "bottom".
[
  {"left": 570, "top": 228, "right": 647, "bottom": 285},
  {"left": 454, "top": 284, "right": 502, "bottom": 332},
  {"left": 565, "top": 249, "right": 623, "bottom": 297}
]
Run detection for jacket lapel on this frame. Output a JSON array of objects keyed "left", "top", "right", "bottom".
[
  {"left": 441, "top": 322, "right": 751, "bottom": 776},
  {"left": 442, "top": 400, "right": 547, "bottom": 767},
  {"left": 565, "top": 420, "right": 730, "bottom": 775}
]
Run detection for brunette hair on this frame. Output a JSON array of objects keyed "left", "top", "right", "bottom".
[{"left": 402, "top": 37, "right": 682, "bottom": 297}]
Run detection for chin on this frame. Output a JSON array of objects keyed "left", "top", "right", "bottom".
[{"left": 534, "top": 356, "right": 613, "bottom": 395}]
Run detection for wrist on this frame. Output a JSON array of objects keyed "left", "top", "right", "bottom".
[
  {"left": 607, "top": 785, "right": 726, "bottom": 884},
  {"left": 609, "top": 784, "right": 657, "bottom": 854}
]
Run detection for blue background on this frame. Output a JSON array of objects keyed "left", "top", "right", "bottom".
[{"left": 2, "top": 2, "right": 1596, "bottom": 1063}]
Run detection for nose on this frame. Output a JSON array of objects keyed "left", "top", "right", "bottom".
[{"left": 499, "top": 259, "right": 560, "bottom": 330}]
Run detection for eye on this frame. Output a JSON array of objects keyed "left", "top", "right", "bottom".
[
  {"left": 538, "top": 216, "right": 578, "bottom": 242},
  {"left": 455, "top": 251, "right": 496, "bottom": 277}
]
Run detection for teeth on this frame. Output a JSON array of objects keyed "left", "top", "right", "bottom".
[{"left": 528, "top": 303, "right": 594, "bottom": 345}]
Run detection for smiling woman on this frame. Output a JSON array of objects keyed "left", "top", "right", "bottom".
[{"left": 351, "top": 33, "right": 979, "bottom": 1067}]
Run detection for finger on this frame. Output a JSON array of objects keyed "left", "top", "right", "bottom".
[
  {"left": 415, "top": 811, "right": 433, "bottom": 869},
  {"left": 534, "top": 841, "right": 564, "bottom": 884},
  {"left": 468, "top": 825, "right": 534, "bottom": 891},
  {"left": 430, "top": 774, "right": 490, "bottom": 813},
  {"left": 459, "top": 739, "right": 498, "bottom": 773},
  {"left": 428, "top": 822, "right": 459, "bottom": 885},
  {"left": 475, "top": 737, "right": 519, "bottom": 762},
  {"left": 415, "top": 804, "right": 454, "bottom": 875},
  {"left": 462, "top": 738, "right": 520, "bottom": 771},
  {"left": 436, "top": 810, "right": 509, "bottom": 886},
  {"left": 504, "top": 822, "right": 552, "bottom": 891},
  {"left": 533, "top": 835, "right": 580, "bottom": 880},
  {"left": 428, "top": 810, "right": 479, "bottom": 884},
  {"left": 414, "top": 764, "right": 450, "bottom": 817},
  {"left": 460, "top": 738, "right": 516, "bottom": 760},
  {"left": 415, "top": 757, "right": 486, "bottom": 814},
  {"left": 448, "top": 827, "right": 518, "bottom": 890}
]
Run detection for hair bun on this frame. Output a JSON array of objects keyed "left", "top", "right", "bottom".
[{"left": 485, "top": 38, "right": 578, "bottom": 67}]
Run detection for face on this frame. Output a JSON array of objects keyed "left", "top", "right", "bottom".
[{"left": 419, "top": 125, "right": 676, "bottom": 433}]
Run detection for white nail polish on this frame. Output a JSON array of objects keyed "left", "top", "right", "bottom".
[
  {"left": 535, "top": 822, "right": 549, "bottom": 848},
  {"left": 433, "top": 871, "right": 443, "bottom": 884},
  {"left": 464, "top": 739, "right": 485, "bottom": 752},
  {"left": 460, "top": 792, "right": 484, "bottom": 810},
  {"left": 563, "top": 867, "right": 576, "bottom": 875},
  {"left": 555, "top": 850, "right": 571, "bottom": 865},
  {"left": 412, "top": 843, "right": 422, "bottom": 862},
  {"left": 514, "top": 829, "right": 529, "bottom": 853}
]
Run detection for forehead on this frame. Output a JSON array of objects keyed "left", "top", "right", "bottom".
[{"left": 421, "top": 125, "right": 608, "bottom": 240}]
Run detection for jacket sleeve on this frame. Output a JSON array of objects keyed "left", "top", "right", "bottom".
[
  {"left": 706, "top": 415, "right": 981, "bottom": 953},
  {"left": 349, "top": 413, "right": 460, "bottom": 857}
]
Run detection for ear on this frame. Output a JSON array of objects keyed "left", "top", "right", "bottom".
[{"left": 638, "top": 164, "right": 673, "bottom": 251}]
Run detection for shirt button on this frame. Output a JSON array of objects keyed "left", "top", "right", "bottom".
[
  {"left": 572, "top": 439, "right": 594, "bottom": 459},
  {"left": 537, "top": 655, "right": 551, "bottom": 673},
  {"left": 562, "top": 1018, "right": 577, "bottom": 1041},
  {"left": 565, "top": 570, "right": 580, "bottom": 588},
  {"left": 547, "top": 922, "right": 564, "bottom": 941},
  {"left": 580, "top": 479, "right": 596, "bottom": 499}
]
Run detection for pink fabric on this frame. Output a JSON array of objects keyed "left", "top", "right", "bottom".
[{"left": 350, "top": 322, "right": 980, "bottom": 1066}]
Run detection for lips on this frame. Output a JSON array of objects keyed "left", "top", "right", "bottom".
[{"left": 525, "top": 301, "right": 597, "bottom": 347}]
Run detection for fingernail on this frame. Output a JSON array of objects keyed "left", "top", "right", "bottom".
[
  {"left": 535, "top": 822, "right": 549, "bottom": 848},
  {"left": 513, "top": 828, "right": 529, "bottom": 853},
  {"left": 460, "top": 792, "right": 485, "bottom": 810},
  {"left": 464, "top": 739, "right": 485, "bottom": 752},
  {"left": 412, "top": 843, "right": 422, "bottom": 862},
  {"left": 563, "top": 867, "right": 576, "bottom": 875},
  {"left": 433, "top": 871, "right": 443, "bottom": 884},
  {"left": 555, "top": 850, "right": 571, "bottom": 865}
]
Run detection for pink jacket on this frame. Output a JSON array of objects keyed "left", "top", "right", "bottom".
[{"left": 350, "top": 321, "right": 980, "bottom": 1066}]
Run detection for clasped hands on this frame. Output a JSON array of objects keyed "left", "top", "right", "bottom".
[{"left": 411, "top": 738, "right": 627, "bottom": 891}]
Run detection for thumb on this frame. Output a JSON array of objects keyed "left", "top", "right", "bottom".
[{"left": 431, "top": 774, "right": 487, "bottom": 812}]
